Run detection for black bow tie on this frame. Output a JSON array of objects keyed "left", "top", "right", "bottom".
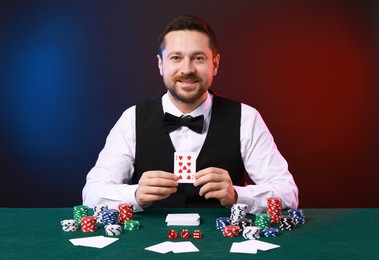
[{"left": 163, "top": 112, "right": 204, "bottom": 133}]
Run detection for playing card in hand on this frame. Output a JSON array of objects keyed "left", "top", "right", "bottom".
[{"left": 174, "top": 152, "right": 196, "bottom": 183}]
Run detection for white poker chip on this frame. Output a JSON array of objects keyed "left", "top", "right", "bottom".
[
  {"left": 105, "top": 224, "right": 122, "bottom": 236},
  {"left": 242, "top": 226, "right": 260, "bottom": 240},
  {"left": 60, "top": 219, "right": 78, "bottom": 232}
]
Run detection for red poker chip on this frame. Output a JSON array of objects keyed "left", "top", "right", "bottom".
[
  {"left": 222, "top": 225, "right": 240, "bottom": 237},
  {"left": 118, "top": 203, "right": 134, "bottom": 223},
  {"left": 80, "top": 216, "right": 97, "bottom": 232},
  {"left": 266, "top": 198, "right": 282, "bottom": 223}
]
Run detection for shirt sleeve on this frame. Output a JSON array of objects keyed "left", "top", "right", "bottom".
[
  {"left": 82, "top": 106, "right": 144, "bottom": 212},
  {"left": 235, "top": 104, "right": 299, "bottom": 214}
]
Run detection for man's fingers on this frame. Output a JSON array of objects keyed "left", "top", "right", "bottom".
[
  {"left": 139, "top": 177, "right": 178, "bottom": 188},
  {"left": 198, "top": 182, "right": 223, "bottom": 196},
  {"left": 136, "top": 170, "right": 178, "bottom": 206},
  {"left": 194, "top": 168, "right": 228, "bottom": 186},
  {"left": 144, "top": 171, "right": 178, "bottom": 180},
  {"left": 138, "top": 185, "right": 177, "bottom": 195}
]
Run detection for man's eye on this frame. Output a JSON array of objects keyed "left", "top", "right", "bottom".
[
  {"left": 170, "top": 56, "right": 181, "bottom": 61},
  {"left": 195, "top": 56, "right": 205, "bottom": 61}
]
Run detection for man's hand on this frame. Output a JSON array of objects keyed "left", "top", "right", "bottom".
[
  {"left": 135, "top": 171, "right": 178, "bottom": 207},
  {"left": 194, "top": 167, "right": 237, "bottom": 207}
]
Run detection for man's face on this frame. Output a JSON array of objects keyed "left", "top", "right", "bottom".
[{"left": 158, "top": 30, "right": 220, "bottom": 105}]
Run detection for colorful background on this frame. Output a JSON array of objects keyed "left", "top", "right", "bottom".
[{"left": 1, "top": 0, "right": 378, "bottom": 208}]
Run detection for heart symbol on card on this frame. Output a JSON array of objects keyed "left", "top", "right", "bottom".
[
  {"left": 183, "top": 166, "right": 187, "bottom": 170},
  {"left": 187, "top": 156, "right": 191, "bottom": 160},
  {"left": 187, "top": 162, "right": 191, "bottom": 166},
  {"left": 179, "top": 162, "right": 183, "bottom": 166},
  {"left": 179, "top": 169, "right": 183, "bottom": 173},
  {"left": 187, "top": 169, "right": 191, "bottom": 173},
  {"left": 187, "top": 175, "right": 191, "bottom": 180},
  {"left": 179, "top": 175, "right": 182, "bottom": 179},
  {"left": 179, "top": 156, "right": 183, "bottom": 160}
]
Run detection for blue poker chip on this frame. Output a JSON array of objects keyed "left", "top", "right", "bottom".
[
  {"left": 262, "top": 227, "right": 279, "bottom": 237},
  {"left": 216, "top": 217, "right": 231, "bottom": 230},
  {"left": 102, "top": 209, "right": 119, "bottom": 226}
]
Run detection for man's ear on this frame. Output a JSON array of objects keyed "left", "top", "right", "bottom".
[
  {"left": 213, "top": 54, "right": 220, "bottom": 76},
  {"left": 157, "top": 54, "right": 163, "bottom": 76}
]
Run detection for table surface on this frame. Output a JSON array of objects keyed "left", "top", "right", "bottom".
[{"left": 1, "top": 207, "right": 378, "bottom": 259}]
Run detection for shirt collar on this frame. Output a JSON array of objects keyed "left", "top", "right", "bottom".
[{"left": 162, "top": 91, "right": 213, "bottom": 119}]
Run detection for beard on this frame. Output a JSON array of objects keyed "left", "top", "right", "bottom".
[{"left": 164, "top": 72, "right": 213, "bottom": 104}]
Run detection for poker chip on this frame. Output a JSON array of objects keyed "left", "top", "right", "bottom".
[
  {"left": 105, "top": 224, "right": 122, "bottom": 236},
  {"left": 168, "top": 229, "right": 178, "bottom": 239},
  {"left": 181, "top": 229, "right": 190, "bottom": 239},
  {"left": 73, "top": 205, "right": 89, "bottom": 224},
  {"left": 93, "top": 204, "right": 108, "bottom": 224},
  {"left": 279, "top": 215, "right": 296, "bottom": 230},
  {"left": 238, "top": 218, "right": 254, "bottom": 231},
  {"left": 242, "top": 226, "right": 260, "bottom": 240},
  {"left": 102, "top": 209, "right": 119, "bottom": 226},
  {"left": 230, "top": 204, "right": 248, "bottom": 226},
  {"left": 192, "top": 230, "right": 202, "bottom": 239},
  {"left": 288, "top": 209, "right": 306, "bottom": 224},
  {"left": 254, "top": 213, "right": 271, "bottom": 229},
  {"left": 124, "top": 220, "right": 140, "bottom": 230},
  {"left": 216, "top": 217, "right": 231, "bottom": 231},
  {"left": 266, "top": 197, "right": 282, "bottom": 223},
  {"left": 118, "top": 203, "right": 134, "bottom": 224},
  {"left": 60, "top": 219, "right": 78, "bottom": 232},
  {"left": 81, "top": 216, "right": 98, "bottom": 232},
  {"left": 262, "top": 227, "right": 280, "bottom": 237},
  {"left": 222, "top": 225, "right": 240, "bottom": 237}
]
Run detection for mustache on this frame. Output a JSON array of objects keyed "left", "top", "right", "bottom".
[{"left": 174, "top": 73, "right": 199, "bottom": 82}]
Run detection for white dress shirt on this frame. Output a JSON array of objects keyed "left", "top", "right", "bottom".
[{"left": 83, "top": 92, "right": 299, "bottom": 213}]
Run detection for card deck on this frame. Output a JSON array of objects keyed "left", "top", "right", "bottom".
[{"left": 174, "top": 152, "right": 196, "bottom": 183}]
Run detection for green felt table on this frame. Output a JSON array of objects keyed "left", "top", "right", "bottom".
[{"left": 1, "top": 207, "right": 378, "bottom": 259}]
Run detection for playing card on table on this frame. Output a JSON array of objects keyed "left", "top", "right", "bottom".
[{"left": 174, "top": 152, "right": 196, "bottom": 183}]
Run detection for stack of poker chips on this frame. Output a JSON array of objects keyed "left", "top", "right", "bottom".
[
  {"left": 105, "top": 224, "right": 122, "bottom": 236},
  {"left": 124, "top": 220, "right": 140, "bottom": 230},
  {"left": 238, "top": 218, "right": 254, "bottom": 231},
  {"left": 262, "top": 227, "right": 280, "bottom": 237},
  {"left": 279, "top": 215, "right": 296, "bottom": 230},
  {"left": 230, "top": 203, "right": 248, "bottom": 226},
  {"left": 254, "top": 213, "right": 271, "bottom": 229},
  {"left": 242, "top": 226, "right": 260, "bottom": 240},
  {"left": 93, "top": 204, "right": 108, "bottom": 224},
  {"left": 288, "top": 209, "right": 306, "bottom": 224},
  {"left": 73, "top": 205, "right": 89, "bottom": 224},
  {"left": 118, "top": 203, "right": 134, "bottom": 224},
  {"left": 216, "top": 217, "right": 231, "bottom": 231},
  {"left": 81, "top": 216, "right": 98, "bottom": 232},
  {"left": 102, "top": 209, "right": 119, "bottom": 226},
  {"left": 266, "top": 197, "right": 282, "bottom": 223},
  {"left": 222, "top": 225, "right": 240, "bottom": 237},
  {"left": 60, "top": 219, "right": 78, "bottom": 232}
]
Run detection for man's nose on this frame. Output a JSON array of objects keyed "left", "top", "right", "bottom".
[{"left": 180, "top": 58, "right": 195, "bottom": 74}]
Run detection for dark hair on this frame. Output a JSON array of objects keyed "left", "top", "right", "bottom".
[{"left": 158, "top": 15, "right": 218, "bottom": 58}]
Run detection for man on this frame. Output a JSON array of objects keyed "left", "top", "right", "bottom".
[{"left": 82, "top": 15, "right": 299, "bottom": 213}]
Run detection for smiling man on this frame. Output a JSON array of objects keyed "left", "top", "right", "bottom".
[
  {"left": 82, "top": 15, "right": 299, "bottom": 214},
  {"left": 158, "top": 29, "right": 219, "bottom": 112}
]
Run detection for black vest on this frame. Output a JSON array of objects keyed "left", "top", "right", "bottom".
[{"left": 134, "top": 93, "right": 246, "bottom": 208}]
